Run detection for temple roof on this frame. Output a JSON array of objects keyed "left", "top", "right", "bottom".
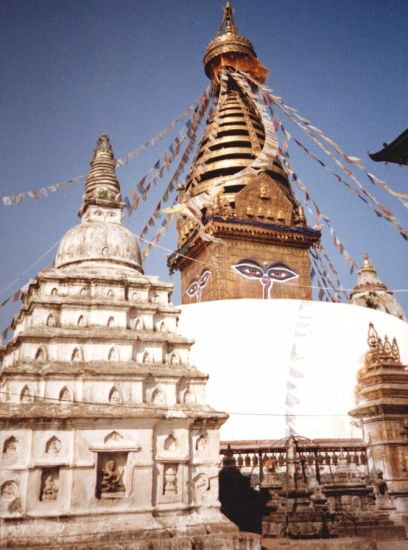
[{"left": 369, "top": 128, "right": 408, "bottom": 165}]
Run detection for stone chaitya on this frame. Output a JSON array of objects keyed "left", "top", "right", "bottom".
[
  {"left": 350, "top": 254, "right": 406, "bottom": 321},
  {"left": 0, "top": 135, "right": 258, "bottom": 548}
]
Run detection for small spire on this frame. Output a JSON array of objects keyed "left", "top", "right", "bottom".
[
  {"left": 79, "top": 134, "right": 124, "bottom": 217},
  {"left": 360, "top": 253, "right": 375, "bottom": 273},
  {"left": 219, "top": 2, "right": 238, "bottom": 35}
]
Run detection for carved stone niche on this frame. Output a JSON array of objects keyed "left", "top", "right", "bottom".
[
  {"left": 40, "top": 467, "right": 59, "bottom": 502},
  {"left": 96, "top": 452, "right": 127, "bottom": 499},
  {"left": 1, "top": 480, "right": 22, "bottom": 514}
]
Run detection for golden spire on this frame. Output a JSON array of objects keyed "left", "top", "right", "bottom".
[
  {"left": 360, "top": 253, "right": 375, "bottom": 273},
  {"left": 79, "top": 134, "right": 124, "bottom": 217},
  {"left": 203, "top": 2, "right": 268, "bottom": 82}
]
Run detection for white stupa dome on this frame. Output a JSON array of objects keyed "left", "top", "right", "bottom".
[
  {"left": 178, "top": 299, "right": 408, "bottom": 441},
  {"left": 55, "top": 220, "right": 143, "bottom": 272}
]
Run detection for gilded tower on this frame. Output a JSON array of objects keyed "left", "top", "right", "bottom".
[{"left": 168, "top": 2, "right": 320, "bottom": 304}]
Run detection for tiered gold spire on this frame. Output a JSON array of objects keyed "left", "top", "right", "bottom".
[
  {"left": 79, "top": 134, "right": 124, "bottom": 217},
  {"left": 203, "top": 1, "right": 267, "bottom": 82}
]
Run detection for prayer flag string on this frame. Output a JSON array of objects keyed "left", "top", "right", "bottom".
[{"left": 1, "top": 90, "right": 208, "bottom": 207}]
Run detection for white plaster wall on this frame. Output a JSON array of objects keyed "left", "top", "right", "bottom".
[{"left": 178, "top": 299, "right": 408, "bottom": 441}]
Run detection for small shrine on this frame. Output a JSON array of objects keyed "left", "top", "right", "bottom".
[
  {"left": 350, "top": 254, "right": 406, "bottom": 320},
  {"left": 0, "top": 135, "right": 258, "bottom": 548}
]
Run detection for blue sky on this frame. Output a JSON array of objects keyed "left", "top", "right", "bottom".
[{"left": 0, "top": 0, "right": 407, "bottom": 330}]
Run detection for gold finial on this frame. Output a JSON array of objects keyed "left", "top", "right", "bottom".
[
  {"left": 218, "top": 2, "right": 238, "bottom": 35},
  {"left": 203, "top": 1, "right": 268, "bottom": 82},
  {"left": 360, "top": 253, "right": 375, "bottom": 273}
]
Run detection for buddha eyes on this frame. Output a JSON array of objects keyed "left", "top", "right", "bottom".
[
  {"left": 232, "top": 260, "right": 298, "bottom": 282},
  {"left": 266, "top": 264, "right": 298, "bottom": 281},
  {"left": 198, "top": 270, "right": 211, "bottom": 286},
  {"left": 187, "top": 282, "right": 199, "bottom": 296},
  {"left": 233, "top": 263, "right": 264, "bottom": 279}
]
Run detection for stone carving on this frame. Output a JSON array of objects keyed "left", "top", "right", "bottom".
[
  {"left": 3, "top": 436, "right": 18, "bottom": 454},
  {"left": 196, "top": 433, "right": 208, "bottom": 453},
  {"left": 169, "top": 352, "right": 181, "bottom": 366},
  {"left": 35, "top": 347, "right": 47, "bottom": 361},
  {"left": 134, "top": 317, "right": 144, "bottom": 330},
  {"left": 163, "top": 464, "right": 178, "bottom": 495},
  {"left": 183, "top": 387, "right": 195, "bottom": 405},
  {"left": 143, "top": 351, "right": 152, "bottom": 364},
  {"left": 20, "top": 385, "right": 33, "bottom": 403},
  {"left": 109, "top": 387, "right": 121, "bottom": 404},
  {"left": 107, "top": 289, "right": 114, "bottom": 298},
  {"left": 77, "top": 315, "right": 85, "bottom": 326},
  {"left": 192, "top": 473, "right": 209, "bottom": 504},
  {"left": 104, "top": 431, "right": 123, "bottom": 444},
  {"left": 46, "top": 436, "right": 61, "bottom": 455},
  {"left": 1, "top": 480, "right": 18, "bottom": 500},
  {"left": 59, "top": 386, "right": 71, "bottom": 401},
  {"left": 41, "top": 471, "right": 58, "bottom": 501},
  {"left": 100, "top": 458, "right": 125, "bottom": 495},
  {"left": 107, "top": 316, "right": 115, "bottom": 327},
  {"left": 152, "top": 388, "right": 166, "bottom": 405},
  {"left": 108, "top": 347, "right": 118, "bottom": 361},
  {"left": 71, "top": 348, "right": 82, "bottom": 361},
  {"left": 159, "top": 321, "right": 167, "bottom": 332},
  {"left": 46, "top": 313, "right": 56, "bottom": 327},
  {"left": 164, "top": 434, "right": 177, "bottom": 451},
  {"left": 80, "top": 287, "right": 88, "bottom": 296},
  {"left": 51, "top": 287, "right": 58, "bottom": 296}
]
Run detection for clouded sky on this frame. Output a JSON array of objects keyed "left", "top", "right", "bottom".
[{"left": 1, "top": 0, "right": 407, "bottom": 330}]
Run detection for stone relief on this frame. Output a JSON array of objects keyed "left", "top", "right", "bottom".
[
  {"left": 40, "top": 469, "right": 59, "bottom": 501},
  {"left": 192, "top": 473, "right": 209, "bottom": 505},
  {"left": 3, "top": 436, "right": 18, "bottom": 455},
  {"left": 183, "top": 387, "right": 195, "bottom": 405},
  {"left": 142, "top": 351, "right": 152, "bottom": 364},
  {"left": 152, "top": 388, "right": 166, "bottom": 405},
  {"left": 99, "top": 458, "right": 125, "bottom": 497},
  {"left": 51, "top": 287, "right": 58, "bottom": 296},
  {"left": 169, "top": 351, "right": 181, "bottom": 366},
  {"left": 104, "top": 431, "right": 123, "bottom": 444},
  {"left": 46, "top": 313, "right": 56, "bottom": 327},
  {"left": 107, "top": 316, "right": 115, "bottom": 327},
  {"left": 46, "top": 436, "right": 61, "bottom": 455},
  {"left": 59, "top": 386, "right": 71, "bottom": 401},
  {"left": 196, "top": 433, "right": 208, "bottom": 453},
  {"left": 108, "top": 347, "right": 119, "bottom": 361},
  {"left": 35, "top": 347, "right": 47, "bottom": 361},
  {"left": 109, "top": 387, "right": 121, "bottom": 404},
  {"left": 164, "top": 434, "right": 177, "bottom": 451},
  {"left": 163, "top": 464, "right": 178, "bottom": 496},
  {"left": 1, "top": 480, "right": 18, "bottom": 500},
  {"left": 107, "top": 289, "right": 114, "bottom": 298},
  {"left": 72, "top": 347, "right": 83, "bottom": 361},
  {"left": 20, "top": 385, "right": 33, "bottom": 403},
  {"left": 77, "top": 315, "right": 85, "bottom": 326}
]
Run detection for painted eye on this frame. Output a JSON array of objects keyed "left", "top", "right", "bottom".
[
  {"left": 266, "top": 263, "right": 298, "bottom": 282},
  {"left": 232, "top": 262, "right": 264, "bottom": 279},
  {"left": 199, "top": 270, "right": 211, "bottom": 287},
  {"left": 187, "top": 281, "right": 199, "bottom": 296},
  {"left": 95, "top": 210, "right": 103, "bottom": 216}
]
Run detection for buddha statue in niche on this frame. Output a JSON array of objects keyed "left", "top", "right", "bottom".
[{"left": 100, "top": 459, "right": 125, "bottom": 494}]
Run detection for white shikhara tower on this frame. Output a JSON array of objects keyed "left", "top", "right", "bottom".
[{"left": 0, "top": 135, "right": 239, "bottom": 547}]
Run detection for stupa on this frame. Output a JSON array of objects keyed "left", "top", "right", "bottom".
[
  {"left": 0, "top": 135, "right": 258, "bottom": 548},
  {"left": 350, "top": 254, "right": 406, "bottom": 321}
]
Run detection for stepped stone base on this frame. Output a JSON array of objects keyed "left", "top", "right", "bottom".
[
  {"left": 261, "top": 538, "right": 378, "bottom": 550},
  {"left": 0, "top": 512, "right": 261, "bottom": 549}
]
